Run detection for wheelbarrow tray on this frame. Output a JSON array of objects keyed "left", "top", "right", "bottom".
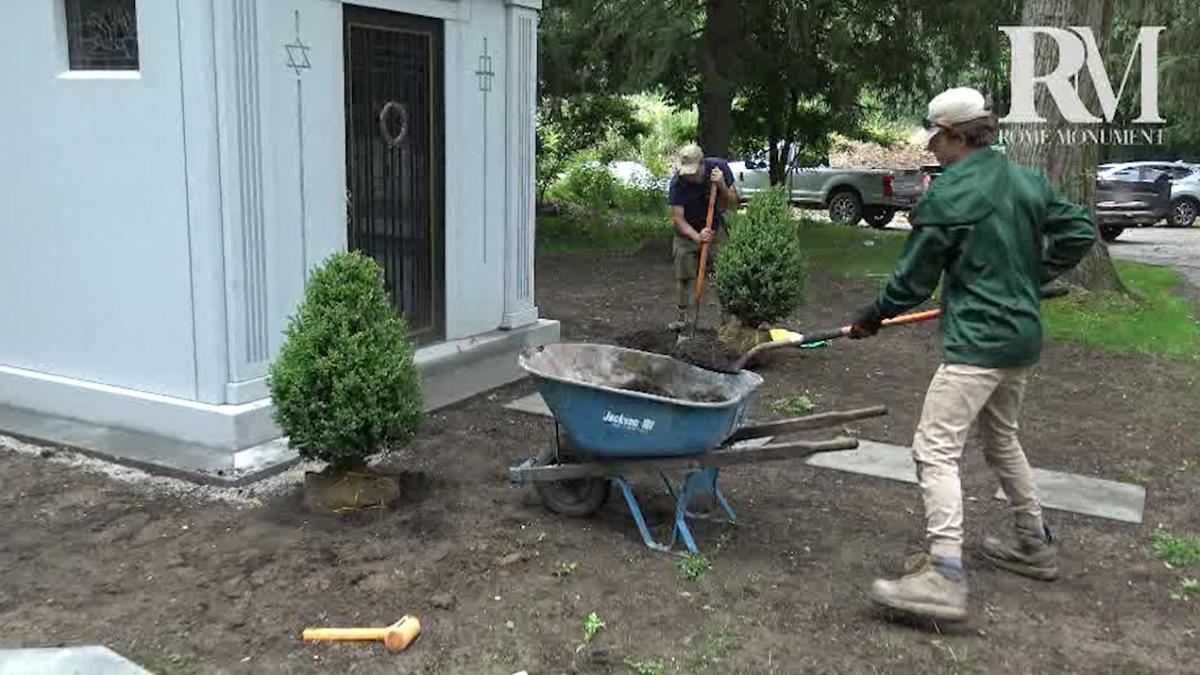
[{"left": 519, "top": 343, "right": 763, "bottom": 458}]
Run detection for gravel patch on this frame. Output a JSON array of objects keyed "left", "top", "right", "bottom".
[{"left": 0, "top": 434, "right": 319, "bottom": 507}]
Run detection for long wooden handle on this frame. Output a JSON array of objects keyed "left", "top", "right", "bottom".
[
  {"left": 727, "top": 405, "right": 888, "bottom": 442},
  {"left": 694, "top": 182, "right": 719, "bottom": 302},
  {"left": 302, "top": 628, "right": 387, "bottom": 641},
  {"left": 731, "top": 309, "right": 942, "bottom": 370},
  {"left": 881, "top": 308, "right": 941, "bottom": 326}
]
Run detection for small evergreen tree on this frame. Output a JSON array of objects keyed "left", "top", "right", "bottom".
[
  {"left": 716, "top": 186, "right": 808, "bottom": 327},
  {"left": 267, "top": 251, "right": 423, "bottom": 471}
]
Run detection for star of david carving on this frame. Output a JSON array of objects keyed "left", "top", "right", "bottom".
[{"left": 285, "top": 37, "right": 311, "bottom": 77}]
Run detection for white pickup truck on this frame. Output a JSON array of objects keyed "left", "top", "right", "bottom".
[{"left": 729, "top": 156, "right": 927, "bottom": 228}]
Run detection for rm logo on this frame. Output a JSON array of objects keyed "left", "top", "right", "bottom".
[{"left": 999, "top": 26, "right": 1165, "bottom": 124}]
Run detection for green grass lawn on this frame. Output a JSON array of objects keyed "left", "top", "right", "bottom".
[
  {"left": 1041, "top": 261, "right": 1199, "bottom": 363},
  {"left": 798, "top": 220, "right": 907, "bottom": 281}
]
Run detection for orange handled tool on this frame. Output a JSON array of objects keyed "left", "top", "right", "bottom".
[
  {"left": 694, "top": 181, "right": 718, "bottom": 302},
  {"left": 877, "top": 308, "right": 942, "bottom": 328},
  {"left": 302, "top": 615, "right": 421, "bottom": 652},
  {"left": 730, "top": 309, "right": 942, "bottom": 371},
  {"left": 688, "top": 181, "right": 720, "bottom": 336}
]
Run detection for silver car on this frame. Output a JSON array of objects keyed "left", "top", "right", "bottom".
[{"left": 1098, "top": 161, "right": 1199, "bottom": 228}]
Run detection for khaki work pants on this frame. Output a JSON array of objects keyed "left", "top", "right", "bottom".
[
  {"left": 673, "top": 229, "right": 726, "bottom": 310},
  {"left": 913, "top": 364, "right": 1042, "bottom": 559}
]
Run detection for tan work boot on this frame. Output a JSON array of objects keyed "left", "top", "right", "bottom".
[
  {"left": 870, "top": 554, "right": 969, "bottom": 622},
  {"left": 980, "top": 524, "right": 1058, "bottom": 581}
]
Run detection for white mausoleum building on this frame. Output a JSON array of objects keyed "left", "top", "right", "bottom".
[{"left": 0, "top": 0, "right": 557, "bottom": 477}]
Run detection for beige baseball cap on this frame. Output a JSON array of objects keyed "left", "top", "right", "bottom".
[
  {"left": 911, "top": 87, "right": 992, "bottom": 146},
  {"left": 676, "top": 143, "right": 704, "bottom": 175}
]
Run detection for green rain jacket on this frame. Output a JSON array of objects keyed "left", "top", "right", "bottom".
[{"left": 873, "top": 148, "right": 1097, "bottom": 369}]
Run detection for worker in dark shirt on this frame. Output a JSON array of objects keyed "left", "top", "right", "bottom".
[
  {"left": 850, "top": 87, "right": 1096, "bottom": 622},
  {"left": 666, "top": 143, "right": 739, "bottom": 331}
]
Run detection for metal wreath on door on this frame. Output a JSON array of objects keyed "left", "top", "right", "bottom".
[{"left": 378, "top": 101, "right": 408, "bottom": 149}]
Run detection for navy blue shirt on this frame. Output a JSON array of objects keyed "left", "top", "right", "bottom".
[{"left": 668, "top": 157, "right": 734, "bottom": 232}]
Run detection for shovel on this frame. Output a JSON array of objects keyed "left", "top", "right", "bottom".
[
  {"left": 727, "top": 309, "right": 942, "bottom": 371},
  {"left": 718, "top": 284, "right": 1071, "bottom": 373},
  {"left": 685, "top": 181, "right": 720, "bottom": 339}
]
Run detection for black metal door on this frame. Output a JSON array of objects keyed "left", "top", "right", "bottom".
[{"left": 344, "top": 6, "right": 445, "bottom": 343}]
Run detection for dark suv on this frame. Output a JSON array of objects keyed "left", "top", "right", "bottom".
[
  {"left": 1094, "top": 173, "right": 1172, "bottom": 241},
  {"left": 1099, "top": 161, "right": 1200, "bottom": 232}
]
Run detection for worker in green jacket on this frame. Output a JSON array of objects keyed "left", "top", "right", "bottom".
[{"left": 849, "top": 87, "right": 1097, "bottom": 622}]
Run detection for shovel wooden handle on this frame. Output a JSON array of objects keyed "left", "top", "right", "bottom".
[
  {"left": 730, "top": 309, "right": 942, "bottom": 370},
  {"left": 693, "top": 181, "right": 719, "bottom": 303},
  {"left": 880, "top": 308, "right": 941, "bottom": 327}
]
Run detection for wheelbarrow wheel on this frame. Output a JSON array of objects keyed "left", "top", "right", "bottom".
[{"left": 533, "top": 446, "right": 610, "bottom": 518}]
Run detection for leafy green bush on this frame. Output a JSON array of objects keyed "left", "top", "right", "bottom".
[
  {"left": 547, "top": 161, "right": 620, "bottom": 214},
  {"left": 536, "top": 95, "right": 647, "bottom": 203},
  {"left": 546, "top": 158, "right": 667, "bottom": 216},
  {"left": 716, "top": 186, "right": 808, "bottom": 326},
  {"left": 537, "top": 212, "right": 667, "bottom": 255},
  {"left": 630, "top": 95, "right": 698, "bottom": 177},
  {"left": 613, "top": 182, "right": 667, "bottom": 214},
  {"left": 267, "top": 250, "right": 423, "bottom": 470}
]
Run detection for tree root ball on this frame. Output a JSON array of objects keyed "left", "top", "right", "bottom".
[{"left": 304, "top": 468, "right": 400, "bottom": 513}]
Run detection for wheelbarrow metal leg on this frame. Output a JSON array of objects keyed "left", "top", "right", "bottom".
[
  {"left": 662, "top": 468, "right": 738, "bottom": 522},
  {"left": 708, "top": 469, "right": 738, "bottom": 522},
  {"left": 664, "top": 468, "right": 737, "bottom": 555},
  {"left": 612, "top": 476, "right": 672, "bottom": 554}
]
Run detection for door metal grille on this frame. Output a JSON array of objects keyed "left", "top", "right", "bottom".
[{"left": 344, "top": 7, "right": 445, "bottom": 343}]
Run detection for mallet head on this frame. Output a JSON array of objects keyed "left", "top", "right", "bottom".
[{"left": 383, "top": 615, "right": 421, "bottom": 652}]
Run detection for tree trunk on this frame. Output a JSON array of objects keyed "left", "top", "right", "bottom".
[
  {"left": 700, "top": 0, "right": 736, "bottom": 158},
  {"left": 1007, "top": 0, "right": 1126, "bottom": 293},
  {"left": 766, "top": 92, "right": 797, "bottom": 186},
  {"left": 768, "top": 139, "right": 791, "bottom": 185}
]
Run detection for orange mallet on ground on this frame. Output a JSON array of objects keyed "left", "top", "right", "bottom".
[{"left": 302, "top": 615, "right": 421, "bottom": 652}]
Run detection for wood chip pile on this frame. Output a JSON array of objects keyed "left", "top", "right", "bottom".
[{"left": 829, "top": 139, "right": 937, "bottom": 170}]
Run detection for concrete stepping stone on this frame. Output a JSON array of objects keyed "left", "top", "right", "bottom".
[
  {"left": 0, "top": 646, "right": 151, "bottom": 675},
  {"left": 807, "top": 440, "right": 919, "bottom": 484},
  {"left": 995, "top": 472, "right": 1145, "bottom": 524},
  {"left": 806, "top": 440, "right": 1145, "bottom": 524},
  {"left": 503, "top": 392, "right": 553, "bottom": 418}
]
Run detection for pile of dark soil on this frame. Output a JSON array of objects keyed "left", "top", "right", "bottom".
[
  {"left": 616, "top": 376, "right": 727, "bottom": 403},
  {"left": 618, "top": 377, "right": 671, "bottom": 398},
  {"left": 672, "top": 336, "right": 741, "bottom": 374},
  {"left": 614, "top": 328, "right": 682, "bottom": 356},
  {"left": 615, "top": 328, "right": 742, "bottom": 374}
]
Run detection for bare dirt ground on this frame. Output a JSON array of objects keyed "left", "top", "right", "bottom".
[{"left": 1, "top": 238, "right": 1198, "bottom": 675}]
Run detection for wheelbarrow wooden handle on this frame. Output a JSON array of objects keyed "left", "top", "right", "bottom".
[{"left": 727, "top": 405, "right": 888, "bottom": 442}]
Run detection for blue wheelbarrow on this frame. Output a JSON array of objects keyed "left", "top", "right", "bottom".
[{"left": 508, "top": 343, "right": 888, "bottom": 555}]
